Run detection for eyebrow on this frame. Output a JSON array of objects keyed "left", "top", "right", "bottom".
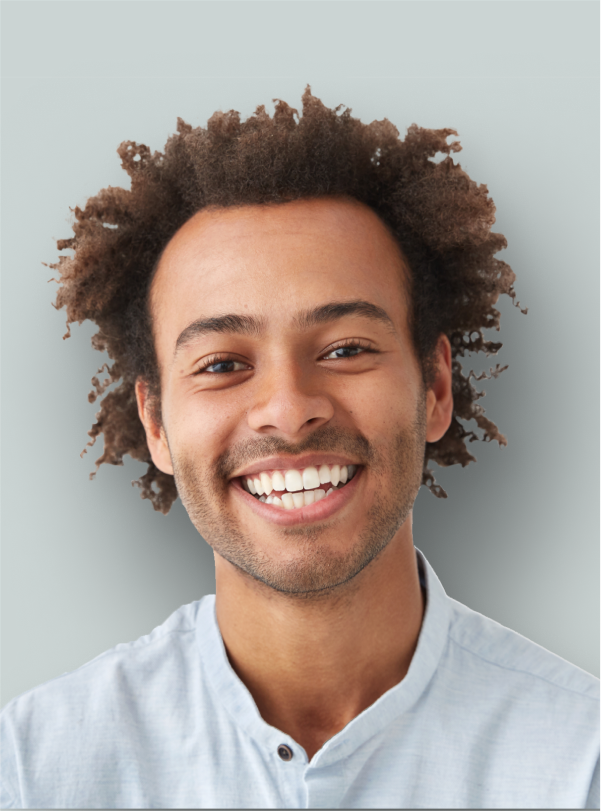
[
  {"left": 174, "top": 299, "right": 396, "bottom": 355},
  {"left": 294, "top": 300, "right": 395, "bottom": 332}
]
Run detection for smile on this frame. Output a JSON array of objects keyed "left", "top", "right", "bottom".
[{"left": 239, "top": 463, "right": 358, "bottom": 509}]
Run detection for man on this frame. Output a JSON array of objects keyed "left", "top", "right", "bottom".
[{"left": 1, "top": 88, "right": 598, "bottom": 808}]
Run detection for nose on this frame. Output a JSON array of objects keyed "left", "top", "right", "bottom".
[{"left": 246, "top": 361, "right": 335, "bottom": 439}]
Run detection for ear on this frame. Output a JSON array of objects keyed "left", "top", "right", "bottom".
[
  {"left": 425, "top": 334, "right": 454, "bottom": 443},
  {"left": 135, "top": 378, "right": 174, "bottom": 475}
]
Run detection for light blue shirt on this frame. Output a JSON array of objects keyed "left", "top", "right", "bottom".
[{"left": 1, "top": 549, "right": 599, "bottom": 809}]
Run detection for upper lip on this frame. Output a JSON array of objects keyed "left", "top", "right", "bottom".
[{"left": 230, "top": 454, "right": 362, "bottom": 480}]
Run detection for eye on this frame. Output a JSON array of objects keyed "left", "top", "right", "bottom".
[
  {"left": 322, "top": 342, "right": 374, "bottom": 360},
  {"left": 196, "top": 357, "right": 250, "bottom": 374}
]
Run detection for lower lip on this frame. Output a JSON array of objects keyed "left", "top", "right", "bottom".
[{"left": 230, "top": 469, "right": 363, "bottom": 526}]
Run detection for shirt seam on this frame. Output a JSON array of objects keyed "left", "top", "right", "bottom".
[
  {"left": 4, "top": 628, "right": 197, "bottom": 708},
  {"left": 448, "top": 633, "right": 600, "bottom": 702},
  {"left": 65, "top": 627, "right": 197, "bottom": 670}
]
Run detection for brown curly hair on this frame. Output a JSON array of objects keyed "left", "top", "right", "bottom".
[{"left": 50, "top": 86, "right": 527, "bottom": 514}]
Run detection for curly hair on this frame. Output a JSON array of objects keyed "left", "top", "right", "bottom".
[{"left": 50, "top": 86, "right": 527, "bottom": 514}]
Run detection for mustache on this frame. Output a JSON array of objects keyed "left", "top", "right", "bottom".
[{"left": 214, "top": 426, "right": 375, "bottom": 481}]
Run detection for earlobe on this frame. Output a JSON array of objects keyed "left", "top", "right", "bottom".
[
  {"left": 425, "top": 334, "right": 454, "bottom": 444},
  {"left": 134, "top": 379, "right": 174, "bottom": 475}
]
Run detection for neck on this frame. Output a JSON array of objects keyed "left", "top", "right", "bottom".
[{"left": 214, "top": 520, "right": 424, "bottom": 761}]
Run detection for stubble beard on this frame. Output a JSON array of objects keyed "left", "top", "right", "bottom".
[{"left": 171, "top": 399, "right": 427, "bottom": 599}]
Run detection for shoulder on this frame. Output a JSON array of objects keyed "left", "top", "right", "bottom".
[
  {"left": 1, "top": 597, "right": 208, "bottom": 748},
  {"left": 3, "top": 597, "right": 208, "bottom": 718},
  {"left": 5, "top": 598, "right": 204, "bottom": 710},
  {"left": 436, "top": 599, "right": 599, "bottom": 806},
  {"left": 445, "top": 596, "right": 599, "bottom": 704},
  {"left": 0, "top": 597, "right": 216, "bottom": 809}
]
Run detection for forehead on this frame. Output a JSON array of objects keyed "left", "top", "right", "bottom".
[{"left": 150, "top": 197, "right": 411, "bottom": 350}]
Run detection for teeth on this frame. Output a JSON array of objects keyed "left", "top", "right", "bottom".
[
  {"left": 242, "top": 463, "right": 359, "bottom": 503},
  {"left": 318, "top": 465, "right": 331, "bottom": 484},
  {"left": 281, "top": 493, "right": 295, "bottom": 510},
  {"left": 284, "top": 469, "right": 303, "bottom": 492},
  {"left": 260, "top": 472, "right": 273, "bottom": 495},
  {"left": 259, "top": 488, "right": 335, "bottom": 509},
  {"left": 302, "top": 466, "right": 320, "bottom": 490},
  {"left": 272, "top": 471, "right": 286, "bottom": 491}
]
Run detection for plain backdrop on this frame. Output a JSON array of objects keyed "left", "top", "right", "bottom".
[{"left": 1, "top": 0, "right": 599, "bottom": 709}]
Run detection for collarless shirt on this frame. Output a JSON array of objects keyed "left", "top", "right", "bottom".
[{"left": 1, "top": 549, "right": 599, "bottom": 809}]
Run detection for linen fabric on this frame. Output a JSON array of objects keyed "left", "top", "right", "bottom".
[{"left": 1, "top": 549, "right": 599, "bottom": 809}]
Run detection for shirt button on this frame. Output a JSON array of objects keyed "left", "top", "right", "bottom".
[{"left": 277, "top": 744, "right": 293, "bottom": 761}]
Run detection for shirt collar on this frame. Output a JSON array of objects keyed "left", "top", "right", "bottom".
[{"left": 197, "top": 546, "right": 450, "bottom": 767}]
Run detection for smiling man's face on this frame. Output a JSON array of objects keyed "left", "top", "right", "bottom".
[{"left": 137, "top": 197, "right": 451, "bottom": 596}]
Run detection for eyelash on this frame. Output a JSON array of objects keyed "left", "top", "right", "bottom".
[
  {"left": 195, "top": 354, "right": 250, "bottom": 375},
  {"left": 321, "top": 338, "right": 376, "bottom": 360},
  {"left": 194, "top": 340, "right": 376, "bottom": 375}
]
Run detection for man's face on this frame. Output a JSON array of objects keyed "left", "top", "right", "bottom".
[{"left": 143, "top": 197, "right": 443, "bottom": 596}]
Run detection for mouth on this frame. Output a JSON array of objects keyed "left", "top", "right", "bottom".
[{"left": 237, "top": 463, "right": 360, "bottom": 510}]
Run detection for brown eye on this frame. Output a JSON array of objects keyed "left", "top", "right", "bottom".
[
  {"left": 323, "top": 345, "right": 370, "bottom": 360},
  {"left": 201, "top": 360, "right": 249, "bottom": 374}
]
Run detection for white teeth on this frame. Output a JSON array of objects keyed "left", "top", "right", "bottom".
[
  {"left": 302, "top": 466, "right": 320, "bottom": 490},
  {"left": 260, "top": 472, "right": 273, "bottom": 495},
  {"left": 292, "top": 492, "right": 305, "bottom": 508},
  {"left": 318, "top": 465, "right": 331, "bottom": 484},
  {"left": 285, "top": 469, "right": 303, "bottom": 492},
  {"left": 272, "top": 496, "right": 283, "bottom": 508},
  {"left": 242, "top": 463, "right": 359, "bottom": 504},
  {"left": 271, "top": 470, "right": 286, "bottom": 492},
  {"left": 281, "top": 493, "right": 295, "bottom": 510}
]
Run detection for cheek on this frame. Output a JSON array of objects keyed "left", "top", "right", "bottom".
[
  {"left": 166, "top": 387, "right": 248, "bottom": 458},
  {"left": 336, "top": 367, "right": 417, "bottom": 429}
]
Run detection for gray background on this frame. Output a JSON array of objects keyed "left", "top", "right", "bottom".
[{"left": 2, "top": 1, "right": 599, "bottom": 709}]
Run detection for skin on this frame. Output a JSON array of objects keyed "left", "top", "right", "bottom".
[{"left": 136, "top": 197, "right": 453, "bottom": 760}]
